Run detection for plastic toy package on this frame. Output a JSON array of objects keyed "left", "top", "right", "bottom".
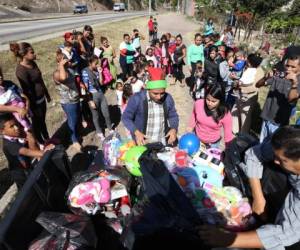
[
  {"left": 171, "top": 147, "right": 254, "bottom": 231},
  {"left": 103, "top": 132, "right": 123, "bottom": 168},
  {"left": 66, "top": 170, "right": 131, "bottom": 220}
]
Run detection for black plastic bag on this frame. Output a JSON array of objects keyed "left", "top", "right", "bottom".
[
  {"left": 29, "top": 211, "right": 97, "bottom": 250},
  {"left": 223, "top": 133, "right": 258, "bottom": 196},
  {"left": 121, "top": 143, "right": 209, "bottom": 250}
]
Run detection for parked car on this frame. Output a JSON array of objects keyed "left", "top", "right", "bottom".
[
  {"left": 113, "top": 3, "right": 125, "bottom": 11},
  {"left": 73, "top": 5, "right": 88, "bottom": 14}
]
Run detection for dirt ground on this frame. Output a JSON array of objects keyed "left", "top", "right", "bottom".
[{"left": 76, "top": 13, "right": 200, "bottom": 152}]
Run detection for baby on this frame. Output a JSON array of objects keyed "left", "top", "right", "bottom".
[{"left": 0, "top": 85, "right": 31, "bottom": 131}]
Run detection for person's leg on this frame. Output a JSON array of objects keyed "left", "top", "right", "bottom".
[
  {"left": 127, "top": 63, "right": 134, "bottom": 77},
  {"left": 31, "top": 104, "right": 45, "bottom": 144},
  {"left": 99, "top": 92, "right": 112, "bottom": 131},
  {"left": 89, "top": 92, "right": 103, "bottom": 135},
  {"left": 61, "top": 102, "right": 80, "bottom": 143},
  {"left": 39, "top": 101, "right": 50, "bottom": 141},
  {"left": 240, "top": 95, "right": 257, "bottom": 133},
  {"left": 120, "top": 62, "right": 128, "bottom": 81},
  {"left": 178, "top": 63, "right": 184, "bottom": 82}
]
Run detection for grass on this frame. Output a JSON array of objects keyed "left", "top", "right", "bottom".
[{"left": 0, "top": 16, "right": 149, "bottom": 167}]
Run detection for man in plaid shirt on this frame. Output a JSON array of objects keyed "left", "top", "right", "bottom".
[{"left": 122, "top": 79, "right": 179, "bottom": 146}]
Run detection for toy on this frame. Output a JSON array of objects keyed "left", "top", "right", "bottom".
[
  {"left": 174, "top": 163, "right": 223, "bottom": 190},
  {"left": 207, "top": 148, "right": 222, "bottom": 161},
  {"left": 119, "top": 140, "right": 136, "bottom": 162},
  {"left": 175, "top": 150, "right": 188, "bottom": 167},
  {"left": 157, "top": 147, "right": 177, "bottom": 170},
  {"left": 103, "top": 132, "right": 122, "bottom": 168},
  {"left": 178, "top": 133, "right": 200, "bottom": 156},
  {"left": 124, "top": 146, "right": 147, "bottom": 176},
  {"left": 68, "top": 178, "right": 111, "bottom": 215},
  {"left": 192, "top": 149, "right": 224, "bottom": 174}
]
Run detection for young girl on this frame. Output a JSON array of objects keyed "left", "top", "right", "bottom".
[
  {"left": 115, "top": 80, "right": 124, "bottom": 109},
  {"left": 82, "top": 55, "right": 113, "bottom": 141},
  {"left": 192, "top": 61, "right": 206, "bottom": 100},
  {"left": 187, "top": 84, "right": 233, "bottom": 148},
  {"left": 145, "top": 47, "right": 158, "bottom": 68},
  {"left": 121, "top": 83, "right": 133, "bottom": 114},
  {"left": 153, "top": 39, "right": 162, "bottom": 68}
]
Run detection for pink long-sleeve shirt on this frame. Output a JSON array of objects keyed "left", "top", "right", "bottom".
[{"left": 188, "top": 99, "right": 233, "bottom": 144}]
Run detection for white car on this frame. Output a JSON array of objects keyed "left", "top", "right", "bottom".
[{"left": 113, "top": 3, "right": 125, "bottom": 11}]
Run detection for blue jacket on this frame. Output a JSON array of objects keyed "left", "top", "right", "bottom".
[{"left": 122, "top": 90, "right": 179, "bottom": 138}]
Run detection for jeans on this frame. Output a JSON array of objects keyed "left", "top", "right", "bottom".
[
  {"left": 61, "top": 102, "right": 80, "bottom": 143},
  {"left": 120, "top": 62, "right": 133, "bottom": 81},
  {"left": 31, "top": 100, "right": 49, "bottom": 144},
  {"left": 260, "top": 120, "right": 280, "bottom": 143},
  {"left": 90, "top": 91, "right": 112, "bottom": 134}
]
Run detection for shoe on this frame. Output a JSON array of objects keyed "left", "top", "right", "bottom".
[
  {"left": 97, "top": 133, "right": 105, "bottom": 141},
  {"left": 82, "top": 121, "right": 88, "bottom": 128},
  {"left": 72, "top": 142, "right": 82, "bottom": 152}
]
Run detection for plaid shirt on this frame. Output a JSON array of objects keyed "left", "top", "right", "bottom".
[{"left": 146, "top": 92, "right": 166, "bottom": 144}]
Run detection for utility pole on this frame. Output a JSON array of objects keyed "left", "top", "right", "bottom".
[
  {"left": 149, "top": 0, "right": 151, "bottom": 15},
  {"left": 127, "top": 0, "right": 130, "bottom": 11},
  {"left": 177, "top": 0, "right": 180, "bottom": 13}
]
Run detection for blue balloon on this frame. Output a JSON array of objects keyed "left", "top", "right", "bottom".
[{"left": 179, "top": 133, "right": 200, "bottom": 156}]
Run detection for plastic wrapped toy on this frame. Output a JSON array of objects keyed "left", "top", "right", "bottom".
[
  {"left": 157, "top": 147, "right": 177, "bottom": 170},
  {"left": 103, "top": 132, "right": 122, "bottom": 168},
  {"left": 68, "top": 178, "right": 111, "bottom": 215},
  {"left": 119, "top": 140, "right": 136, "bottom": 162}
]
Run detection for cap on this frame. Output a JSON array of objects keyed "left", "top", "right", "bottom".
[{"left": 146, "top": 80, "right": 167, "bottom": 90}]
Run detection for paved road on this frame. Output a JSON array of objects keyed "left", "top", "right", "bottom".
[{"left": 0, "top": 11, "right": 146, "bottom": 45}]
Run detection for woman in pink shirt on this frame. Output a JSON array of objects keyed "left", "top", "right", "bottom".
[{"left": 187, "top": 84, "right": 233, "bottom": 148}]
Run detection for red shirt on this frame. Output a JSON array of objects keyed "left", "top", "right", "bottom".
[{"left": 148, "top": 19, "right": 154, "bottom": 31}]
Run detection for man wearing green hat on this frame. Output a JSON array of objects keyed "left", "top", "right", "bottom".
[{"left": 122, "top": 79, "right": 179, "bottom": 146}]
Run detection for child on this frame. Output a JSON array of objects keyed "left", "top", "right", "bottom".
[
  {"left": 229, "top": 50, "right": 246, "bottom": 79},
  {"left": 168, "top": 36, "right": 177, "bottom": 64},
  {"left": 125, "top": 72, "right": 144, "bottom": 93},
  {"left": 121, "top": 83, "right": 133, "bottom": 114},
  {"left": 145, "top": 47, "right": 158, "bottom": 68},
  {"left": 121, "top": 83, "right": 133, "bottom": 139},
  {"left": 0, "top": 114, "right": 54, "bottom": 188},
  {"left": 153, "top": 39, "right": 162, "bottom": 68},
  {"left": 115, "top": 79, "right": 123, "bottom": 109},
  {"left": 192, "top": 61, "right": 206, "bottom": 100}
]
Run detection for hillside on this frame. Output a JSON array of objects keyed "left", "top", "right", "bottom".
[{"left": 0, "top": 0, "right": 147, "bottom": 14}]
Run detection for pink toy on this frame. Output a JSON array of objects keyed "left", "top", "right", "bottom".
[
  {"left": 101, "top": 58, "right": 113, "bottom": 85},
  {"left": 69, "top": 178, "right": 111, "bottom": 214}
]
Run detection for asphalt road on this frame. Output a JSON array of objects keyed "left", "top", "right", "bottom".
[{"left": 0, "top": 11, "right": 147, "bottom": 45}]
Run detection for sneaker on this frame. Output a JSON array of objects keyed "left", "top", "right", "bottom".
[
  {"left": 72, "top": 142, "right": 82, "bottom": 152},
  {"left": 82, "top": 121, "right": 88, "bottom": 128},
  {"left": 97, "top": 133, "right": 105, "bottom": 141}
]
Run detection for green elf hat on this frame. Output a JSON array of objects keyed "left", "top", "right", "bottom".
[{"left": 146, "top": 80, "right": 167, "bottom": 90}]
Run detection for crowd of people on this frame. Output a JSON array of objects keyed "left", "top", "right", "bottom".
[{"left": 0, "top": 15, "right": 300, "bottom": 250}]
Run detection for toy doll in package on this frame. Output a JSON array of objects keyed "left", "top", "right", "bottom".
[{"left": 103, "top": 132, "right": 122, "bottom": 168}]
